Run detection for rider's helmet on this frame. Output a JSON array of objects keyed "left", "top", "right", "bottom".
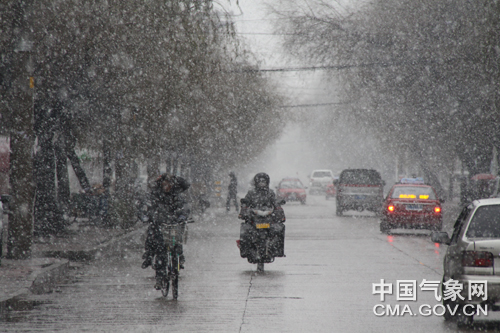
[{"left": 253, "top": 172, "right": 270, "bottom": 190}]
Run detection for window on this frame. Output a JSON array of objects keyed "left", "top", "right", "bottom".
[
  {"left": 340, "top": 170, "right": 381, "bottom": 185},
  {"left": 450, "top": 206, "right": 471, "bottom": 244},
  {"left": 312, "top": 171, "right": 332, "bottom": 178},
  {"left": 466, "top": 205, "right": 500, "bottom": 239},
  {"left": 280, "top": 180, "right": 304, "bottom": 189}
]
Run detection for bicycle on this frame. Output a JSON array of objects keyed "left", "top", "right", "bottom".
[{"left": 158, "top": 218, "right": 194, "bottom": 299}]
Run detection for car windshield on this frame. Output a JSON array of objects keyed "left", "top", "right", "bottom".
[
  {"left": 312, "top": 172, "right": 331, "bottom": 178},
  {"left": 280, "top": 180, "right": 304, "bottom": 189},
  {"left": 340, "top": 170, "right": 380, "bottom": 185},
  {"left": 391, "top": 186, "right": 436, "bottom": 199},
  {"left": 466, "top": 205, "right": 500, "bottom": 238}
]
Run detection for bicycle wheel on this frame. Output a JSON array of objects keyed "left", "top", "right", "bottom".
[
  {"left": 171, "top": 255, "right": 179, "bottom": 300},
  {"left": 161, "top": 274, "right": 170, "bottom": 297},
  {"left": 172, "top": 274, "right": 179, "bottom": 300},
  {"left": 161, "top": 252, "right": 172, "bottom": 297}
]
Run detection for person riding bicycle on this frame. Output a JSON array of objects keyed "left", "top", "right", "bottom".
[{"left": 141, "top": 173, "right": 190, "bottom": 290}]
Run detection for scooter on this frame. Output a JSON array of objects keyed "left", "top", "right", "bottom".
[{"left": 237, "top": 198, "right": 286, "bottom": 272}]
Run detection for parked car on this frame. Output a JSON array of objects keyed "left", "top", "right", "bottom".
[
  {"left": 380, "top": 178, "right": 443, "bottom": 233},
  {"left": 309, "top": 169, "right": 334, "bottom": 195},
  {"left": 432, "top": 198, "right": 500, "bottom": 327},
  {"left": 276, "top": 177, "right": 307, "bottom": 204},
  {"left": 335, "top": 169, "right": 384, "bottom": 216}
]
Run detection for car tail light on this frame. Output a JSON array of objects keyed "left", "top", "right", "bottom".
[
  {"left": 387, "top": 205, "right": 395, "bottom": 212},
  {"left": 434, "top": 206, "right": 441, "bottom": 213},
  {"left": 462, "top": 251, "right": 493, "bottom": 267}
]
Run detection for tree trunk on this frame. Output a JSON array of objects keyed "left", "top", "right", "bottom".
[
  {"left": 7, "top": 51, "right": 34, "bottom": 258},
  {"left": 55, "top": 143, "right": 70, "bottom": 213},
  {"left": 34, "top": 132, "right": 63, "bottom": 236}
]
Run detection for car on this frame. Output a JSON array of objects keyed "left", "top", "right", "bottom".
[
  {"left": 325, "top": 183, "right": 336, "bottom": 200},
  {"left": 432, "top": 198, "right": 500, "bottom": 326},
  {"left": 276, "top": 177, "right": 307, "bottom": 204},
  {"left": 309, "top": 169, "right": 334, "bottom": 195},
  {"left": 334, "top": 168, "right": 384, "bottom": 216},
  {"left": 379, "top": 178, "right": 443, "bottom": 232}
]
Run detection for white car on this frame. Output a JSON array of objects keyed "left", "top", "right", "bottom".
[
  {"left": 309, "top": 169, "right": 334, "bottom": 195},
  {"left": 432, "top": 198, "right": 500, "bottom": 327}
]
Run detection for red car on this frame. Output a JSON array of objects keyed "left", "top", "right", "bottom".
[
  {"left": 380, "top": 178, "right": 443, "bottom": 233},
  {"left": 276, "top": 178, "right": 307, "bottom": 205},
  {"left": 325, "top": 183, "right": 336, "bottom": 200}
]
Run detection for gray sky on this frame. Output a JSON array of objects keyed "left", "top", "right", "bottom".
[{"left": 217, "top": 0, "right": 395, "bottom": 187}]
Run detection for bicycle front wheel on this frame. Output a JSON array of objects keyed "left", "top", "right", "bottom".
[
  {"left": 161, "top": 276, "right": 170, "bottom": 297},
  {"left": 171, "top": 255, "right": 179, "bottom": 300}
]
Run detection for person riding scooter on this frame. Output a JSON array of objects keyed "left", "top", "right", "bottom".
[{"left": 238, "top": 173, "right": 285, "bottom": 264}]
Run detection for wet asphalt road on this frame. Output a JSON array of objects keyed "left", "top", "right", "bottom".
[{"left": 2, "top": 195, "right": 500, "bottom": 332}]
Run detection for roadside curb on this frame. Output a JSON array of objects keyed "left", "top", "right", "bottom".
[
  {"left": 0, "top": 258, "right": 69, "bottom": 305},
  {"left": 0, "top": 225, "right": 146, "bottom": 308},
  {"left": 41, "top": 225, "right": 147, "bottom": 261}
]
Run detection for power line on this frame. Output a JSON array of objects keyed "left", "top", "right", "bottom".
[
  {"left": 258, "top": 64, "right": 365, "bottom": 72},
  {"left": 251, "top": 58, "right": 453, "bottom": 72},
  {"left": 280, "top": 102, "right": 349, "bottom": 108},
  {"left": 237, "top": 32, "right": 299, "bottom": 36}
]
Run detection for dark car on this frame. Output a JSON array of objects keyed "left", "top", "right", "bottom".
[
  {"left": 380, "top": 178, "right": 443, "bottom": 233},
  {"left": 334, "top": 169, "right": 384, "bottom": 216},
  {"left": 276, "top": 178, "right": 307, "bottom": 204}
]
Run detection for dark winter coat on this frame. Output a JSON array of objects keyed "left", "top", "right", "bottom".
[
  {"left": 239, "top": 188, "right": 285, "bottom": 223},
  {"left": 147, "top": 176, "right": 190, "bottom": 226},
  {"left": 228, "top": 174, "right": 238, "bottom": 195},
  {"left": 144, "top": 175, "right": 190, "bottom": 258}
]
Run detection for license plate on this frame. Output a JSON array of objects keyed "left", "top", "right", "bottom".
[
  {"left": 354, "top": 195, "right": 366, "bottom": 200},
  {"left": 256, "top": 223, "right": 270, "bottom": 229},
  {"left": 406, "top": 204, "right": 423, "bottom": 211}
]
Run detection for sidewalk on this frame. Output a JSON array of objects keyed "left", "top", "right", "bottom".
[{"left": 0, "top": 218, "right": 145, "bottom": 305}]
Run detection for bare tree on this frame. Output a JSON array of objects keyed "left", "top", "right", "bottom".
[{"left": 274, "top": 0, "right": 500, "bottom": 187}]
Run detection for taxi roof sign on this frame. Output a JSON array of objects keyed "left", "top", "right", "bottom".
[{"left": 400, "top": 177, "right": 425, "bottom": 184}]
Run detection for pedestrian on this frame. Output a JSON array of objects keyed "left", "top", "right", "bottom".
[{"left": 226, "top": 171, "right": 238, "bottom": 212}]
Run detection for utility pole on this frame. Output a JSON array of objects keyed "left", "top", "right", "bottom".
[{"left": 7, "top": 1, "right": 35, "bottom": 259}]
